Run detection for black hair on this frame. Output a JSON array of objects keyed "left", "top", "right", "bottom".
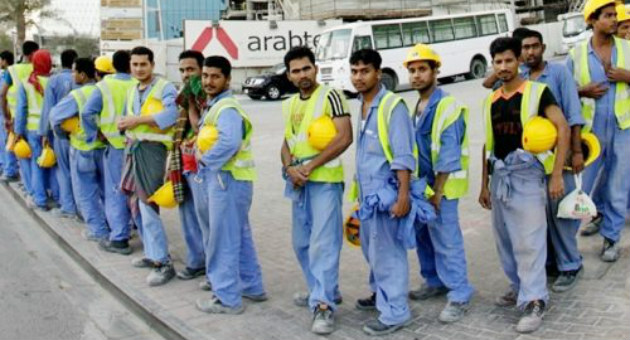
[
  {"left": 511, "top": 27, "right": 531, "bottom": 42},
  {"left": 520, "top": 29, "right": 544, "bottom": 44},
  {"left": 22, "top": 41, "right": 39, "bottom": 56},
  {"left": 203, "top": 56, "right": 231, "bottom": 77},
  {"left": 60, "top": 49, "right": 78, "bottom": 69},
  {"left": 490, "top": 37, "right": 522, "bottom": 59},
  {"left": 283, "top": 46, "right": 315, "bottom": 71},
  {"left": 349, "top": 49, "right": 382, "bottom": 70},
  {"left": 590, "top": 3, "right": 616, "bottom": 21},
  {"left": 179, "top": 50, "right": 204, "bottom": 68},
  {"left": 112, "top": 50, "right": 131, "bottom": 73},
  {"left": 130, "top": 46, "right": 154, "bottom": 63},
  {"left": 74, "top": 57, "right": 95, "bottom": 79},
  {"left": 0, "top": 50, "right": 14, "bottom": 65}
]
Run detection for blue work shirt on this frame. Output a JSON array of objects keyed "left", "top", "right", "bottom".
[
  {"left": 49, "top": 81, "right": 96, "bottom": 136},
  {"left": 199, "top": 90, "right": 245, "bottom": 172},
  {"left": 124, "top": 76, "right": 178, "bottom": 130},
  {"left": 82, "top": 73, "right": 133, "bottom": 143},
  {"left": 14, "top": 83, "right": 29, "bottom": 136},
  {"left": 39, "top": 69, "right": 76, "bottom": 136},
  {"left": 522, "top": 62, "right": 584, "bottom": 127},
  {"left": 0, "top": 71, "right": 5, "bottom": 120},
  {"left": 2, "top": 69, "right": 11, "bottom": 86},
  {"left": 414, "top": 88, "right": 465, "bottom": 185},
  {"left": 356, "top": 85, "right": 416, "bottom": 188}
]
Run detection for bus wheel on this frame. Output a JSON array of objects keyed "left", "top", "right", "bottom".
[
  {"left": 466, "top": 57, "right": 487, "bottom": 80},
  {"left": 382, "top": 72, "right": 397, "bottom": 91}
]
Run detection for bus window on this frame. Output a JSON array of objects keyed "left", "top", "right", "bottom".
[
  {"left": 430, "top": 19, "right": 455, "bottom": 43},
  {"left": 353, "top": 36, "right": 373, "bottom": 52},
  {"left": 477, "top": 14, "right": 499, "bottom": 35},
  {"left": 316, "top": 29, "right": 352, "bottom": 61},
  {"left": 373, "top": 24, "right": 403, "bottom": 49},
  {"left": 402, "top": 21, "right": 431, "bottom": 46},
  {"left": 498, "top": 13, "right": 509, "bottom": 33},
  {"left": 453, "top": 17, "right": 477, "bottom": 39}
]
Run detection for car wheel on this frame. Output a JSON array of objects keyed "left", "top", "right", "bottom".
[
  {"left": 465, "top": 57, "right": 487, "bottom": 80},
  {"left": 266, "top": 85, "right": 281, "bottom": 100}
]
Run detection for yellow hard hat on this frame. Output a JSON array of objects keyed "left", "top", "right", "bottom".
[
  {"left": 37, "top": 145, "right": 56, "bottom": 168},
  {"left": 95, "top": 56, "right": 115, "bottom": 74},
  {"left": 197, "top": 125, "right": 219, "bottom": 153},
  {"left": 522, "top": 116, "right": 558, "bottom": 154},
  {"left": 584, "top": 0, "right": 618, "bottom": 22},
  {"left": 148, "top": 181, "right": 178, "bottom": 208},
  {"left": 564, "top": 132, "right": 601, "bottom": 170},
  {"left": 61, "top": 116, "right": 80, "bottom": 134},
  {"left": 344, "top": 204, "right": 360, "bottom": 247},
  {"left": 307, "top": 115, "right": 337, "bottom": 151},
  {"left": 5, "top": 132, "right": 16, "bottom": 152},
  {"left": 141, "top": 97, "right": 164, "bottom": 116},
  {"left": 617, "top": 3, "right": 630, "bottom": 22},
  {"left": 403, "top": 43, "right": 442, "bottom": 68},
  {"left": 14, "top": 138, "right": 31, "bottom": 159}
]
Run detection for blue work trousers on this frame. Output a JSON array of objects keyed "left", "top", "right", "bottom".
[
  {"left": 70, "top": 147, "right": 108, "bottom": 238},
  {"left": 1, "top": 129, "right": 18, "bottom": 177},
  {"left": 27, "top": 131, "right": 58, "bottom": 207},
  {"left": 137, "top": 200, "right": 170, "bottom": 264},
  {"left": 546, "top": 172, "right": 582, "bottom": 272},
  {"left": 53, "top": 135, "right": 77, "bottom": 214},
  {"left": 177, "top": 172, "right": 206, "bottom": 270},
  {"left": 103, "top": 146, "right": 131, "bottom": 241}
]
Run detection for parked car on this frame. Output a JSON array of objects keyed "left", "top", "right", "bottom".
[{"left": 242, "top": 63, "right": 298, "bottom": 100}]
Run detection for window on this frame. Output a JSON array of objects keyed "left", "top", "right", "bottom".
[
  {"left": 402, "top": 21, "right": 431, "bottom": 46},
  {"left": 353, "top": 36, "right": 373, "bottom": 52},
  {"left": 477, "top": 14, "right": 498, "bottom": 36},
  {"left": 453, "top": 17, "right": 477, "bottom": 39},
  {"left": 430, "top": 19, "right": 455, "bottom": 43},
  {"left": 498, "top": 13, "right": 509, "bottom": 33},
  {"left": 373, "top": 24, "right": 403, "bottom": 49}
]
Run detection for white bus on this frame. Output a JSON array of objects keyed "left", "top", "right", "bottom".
[
  {"left": 315, "top": 9, "right": 514, "bottom": 94},
  {"left": 558, "top": 12, "right": 591, "bottom": 55}
]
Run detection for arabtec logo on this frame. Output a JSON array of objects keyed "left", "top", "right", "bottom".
[{"left": 191, "top": 27, "right": 239, "bottom": 60}]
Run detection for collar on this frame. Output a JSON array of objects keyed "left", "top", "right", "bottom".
[
  {"left": 521, "top": 61, "right": 548, "bottom": 80},
  {"left": 207, "top": 89, "right": 233, "bottom": 106},
  {"left": 357, "top": 84, "right": 388, "bottom": 111},
  {"left": 423, "top": 87, "right": 445, "bottom": 113},
  {"left": 114, "top": 72, "right": 132, "bottom": 80}
]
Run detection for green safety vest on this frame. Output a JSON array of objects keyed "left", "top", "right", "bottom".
[
  {"left": 430, "top": 96, "right": 470, "bottom": 199},
  {"left": 6, "top": 63, "right": 33, "bottom": 118},
  {"left": 69, "top": 84, "right": 106, "bottom": 151},
  {"left": 482, "top": 80, "right": 555, "bottom": 175},
  {"left": 202, "top": 96, "right": 256, "bottom": 181},
  {"left": 97, "top": 75, "right": 137, "bottom": 149},
  {"left": 569, "top": 37, "right": 630, "bottom": 132},
  {"left": 125, "top": 78, "right": 174, "bottom": 149},
  {"left": 22, "top": 76, "right": 49, "bottom": 132},
  {"left": 282, "top": 85, "right": 344, "bottom": 183}
]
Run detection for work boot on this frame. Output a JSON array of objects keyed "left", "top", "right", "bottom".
[
  {"left": 242, "top": 292, "right": 268, "bottom": 302},
  {"left": 199, "top": 280, "right": 212, "bottom": 291},
  {"left": 99, "top": 239, "right": 132, "bottom": 255},
  {"left": 409, "top": 284, "right": 448, "bottom": 301},
  {"left": 176, "top": 267, "right": 205, "bottom": 280},
  {"left": 311, "top": 304, "right": 334, "bottom": 335},
  {"left": 438, "top": 301, "right": 469, "bottom": 323},
  {"left": 581, "top": 213, "right": 602, "bottom": 236},
  {"left": 601, "top": 238, "right": 620, "bottom": 262},
  {"left": 0, "top": 174, "right": 19, "bottom": 183},
  {"left": 363, "top": 319, "right": 408, "bottom": 336},
  {"left": 355, "top": 292, "right": 377, "bottom": 311},
  {"left": 494, "top": 290, "right": 517, "bottom": 307},
  {"left": 49, "top": 208, "right": 77, "bottom": 219},
  {"left": 132, "top": 257, "right": 156, "bottom": 268},
  {"left": 146, "top": 262, "right": 175, "bottom": 286},
  {"left": 515, "top": 300, "right": 545, "bottom": 334},
  {"left": 81, "top": 229, "right": 106, "bottom": 242},
  {"left": 196, "top": 296, "right": 244, "bottom": 314},
  {"left": 551, "top": 266, "right": 583, "bottom": 293},
  {"left": 293, "top": 292, "right": 342, "bottom": 307}
]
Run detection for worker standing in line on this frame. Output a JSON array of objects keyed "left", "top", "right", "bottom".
[
  {"left": 40, "top": 49, "right": 79, "bottom": 218},
  {"left": 404, "top": 44, "right": 475, "bottom": 323},
  {"left": 194, "top": 56, "right": 266, "bottom": 315},
  {"left": 479, "top": 37, "right": 569, "bottom": 334},
  {"left": 0, "top": 50, "right": 17, "bottom": 182},
  {"left": 280, "top": 46, "right": 352, "bottom": 335}
]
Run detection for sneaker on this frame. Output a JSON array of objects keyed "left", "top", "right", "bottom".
[
  {"left": 46, "top": 198, "right": 60, "bottom": 210},
  {"left": 199, "top": 280, "right": 212, "bottom": 291},
  {"left": 49, "top": 208, "right": 77, "bottom": 219},
  {"left": 362, "top": 319, "right": 407, "bottom": 336},
  {"left": 311, "top": 305, "right": 334, "bottom": 335},
  {"left": 601, "top": 238, "right": 620, "bottom": 262},
  {"left": 132, "top": 257, "right": 156, "bottom": 268},
  {"left": 0, "top": 174, "right": 19, "bottom": 183},
  {"left": 177, "top": 267, "right": 205, "bottom": 280},
  {"left": 581, "top": 214, "right": 602, "bottom": 236},
  {"left": 355, "top": 292, "right": 376, "bottom": 311},
  {"left": 196, "top": 296, "right": 244, "bottom": 314},
  {"left": 146, "top": 262, "right": 175, "bottom": 286},
  {"left": 495, "top": 290, "right": 517, "bottom": 307},
  {"left": 99, "top": 239, "right": 133, "bottom": 255},
  {"left": 438, "top": 301, "right": 469, "bottom": 323},
  {"left": 409, "top": 284, "right": 448, "bottom": 301},
  {"left": 81, "top": 229, "right": 106, "bottom": 242},
  {"left": 293, "top": 292, "right": 343, "bottom": 307},
  {"left": 242, "top": 292, "right": 268, "bottom": 302},
  {"left": 515, "top": 300, "right": 545, "bottom": 334},
  {"left": 551, "top": 267, "right": 583, "bottom": 293}
]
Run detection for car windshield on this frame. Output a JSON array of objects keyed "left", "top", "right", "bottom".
[
  {"left": 563, "top": 16, "right": 586, "bottom": 37},
  {"left": 316, "top": 29, "right": 352, "bottom": 61}
]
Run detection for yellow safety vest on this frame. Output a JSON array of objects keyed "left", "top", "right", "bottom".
[
  {"left": 6, "top": 63, "right": 33, "bottom": 118},
  {"left": 569, "top": 37, "right": 630, "bottom": 132},
  {"left": 482, "top": 80, "right": 555, "bottom": 174},
  {"left": 97, "top": 75, "right": 137, "bottom": 149},
  {"left": 69, "top": 84, "right": 106, "bottom": 151},
  {"left": 22, "top": 76, "right": 49, "bottom": 132},
  {"left": 202, "top": 96, "right": 256, "bottom": 181},
  {"left": 125, "top": 78, "right": 174, "bottom": 149}
]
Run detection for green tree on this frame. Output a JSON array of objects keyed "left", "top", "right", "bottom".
[
  {"left": 45, "top": 35, "right": 99, "bottom": 58},
  {"left": 0, "top": 0, "right": 57, "bottom": 48},
  {"left": 0, "top": 32, "right": 13, "bottom": 53}
]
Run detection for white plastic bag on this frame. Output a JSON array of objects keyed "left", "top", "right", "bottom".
[{"left": 557, "top": 174, "right": 597, "bottom": 220}]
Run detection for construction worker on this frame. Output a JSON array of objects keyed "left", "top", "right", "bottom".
[
  {"left": 617, "top": 3, "right": 630, "bottom": 39},
  {"left": 14, "top": 48, "right": 57, "bottom": 211},
  {"left": 81, "top": 51, "right": 136, "bottom": 255},
  {"left": 349, "top": 49, "right": 415, "bottom": 336},
  {"left": 118, "top": 46, "right": 178, "bottom": 286},
  {"left": 404, "top": 44, "right": 475, "bottom": 323},
  {"left": 2, "top": 41, "right": 38, "bottom": 191},
  {"left": 40, "top": 49, "right": 79, "bottom": 218},
  {"left": 567, "top": 0, "right": 630, "bottom": 262},
  {"left": 482, "top": 27, "right": 532, "bottom": 90},
  {"left": 194, "top": 55, "right": 266, "bottom": 314},
  {"left": 479, "top": 37, "right": 569, "bottom": 334},
  {"left": 0, "top": 50, "right": 17, "bottom": 182},
  {"left": 50, "top": 57, "right": 108, "bottom": 242},
  {"left": 280, "top": 46, "right": 352, "bottom": 335}
]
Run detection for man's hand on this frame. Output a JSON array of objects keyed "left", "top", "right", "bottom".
[
  {"left": 286, "top": 166, "right": 308, "bottom": 187},
  {"left": 41, "top": 136, "right": 48, "bottom": 147},
  {"left": 571, "top": 151, "right": 585, "bottom": 174},
  {"left": 548, "top": 174, "right": 565, "bottom": 200},
  {"left": 579, "top": 82, "right": 608, "bottom": 99},
  {"left": 479, "top": 187, "right": 492, "bottom": 210},
  {"left": 429, "top": 191, "right": 443, "bottom": 211},
  {"left": 117, "top": 116, "right": 142, "bottom": 131},
  {"left": 607, "top": 67, "right": 630, "bottom": 83},
  {"left": 4, "top": 119, "right": 12, "bottom": 132},
  {"left": 390, "top": 194, "right": 410, "bottom": 218}
]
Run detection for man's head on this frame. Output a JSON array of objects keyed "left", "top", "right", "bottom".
[
  {"left": 130, "top": 46, "right": 154, "bottom": 82},
  {"left": 349, "top": 49, "right": 382, "bottom": 94},
  {"left": 60, "top": 49, "right": 78, "bottom": 69},
  {"left": 284, "top": 46, "right": 318, "bottom": 92},
  {"left": 202, "top": 56, "right": 231, "bottom": 98},
  {"left": 112, "top": 50, "right": 131, "bottom": 74},
  {"left": 22, "top": 41, "right": 39, "bottom": 61},
  {"left": 0, "top": 50, "right": 14, "bottom": 69},
  {"left": 72, "top": 57, "right": 95, "bottom": 85},
  {"left": 520, "top": 29, "right": 545, "bottom": 69},
  {"left": 587, "top": 2, "right": 618, "bottom": 35},
  {"left": 616, "top": 4, "right": 630, "bottom": 39},
  {"left": 179, "top": 50, "right": 204, "bottom": 84},
  {"left": 404, "top": 44, "right": 440, "bottom": 92},
  {"left": 490, "top": 37, "right": 522, "bottom": 83}
]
